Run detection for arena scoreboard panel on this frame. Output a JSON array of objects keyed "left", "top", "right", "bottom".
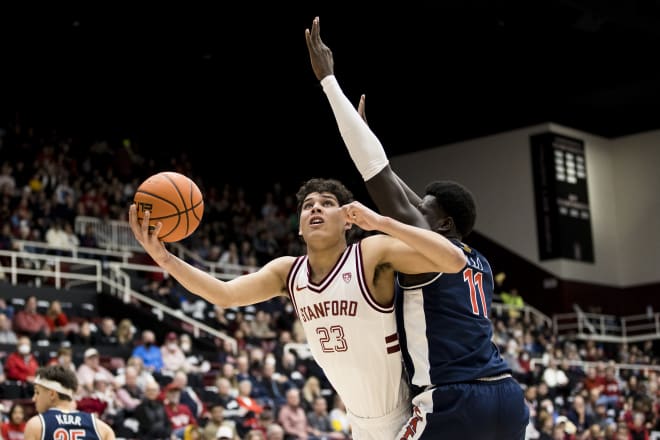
[{"left": 530, "top": 132, "right": 594, "bottom": 263}]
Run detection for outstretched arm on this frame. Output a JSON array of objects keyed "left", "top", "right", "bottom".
[
  {"left": 344, "top": 201, "right": 465, "bottom": 274},
  {"left": 306, "top": 16, "right": 427, "bottom": 229},
  {"left": 129, "top": 204, "right": 289, "bottom": 307},
  {"left": 356, "top": 94, "right": 423, "bottom": 209}
]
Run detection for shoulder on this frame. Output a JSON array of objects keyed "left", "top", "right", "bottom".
[
  {"left": 263, "top": 256, "right": 297, "bottom": 273},
  {"left": 24, "top": 415, "right": 42, "bottom": 440},
  {"left": 94, "top": 416, "right": 116, "bottom": 440},
  {"left": 358, "top": 234, "right": 398, "bottom": 254}
]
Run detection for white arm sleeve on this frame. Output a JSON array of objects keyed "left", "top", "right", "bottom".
[{"left": 320, "top": 75, "right": 389, "bottom": 181}]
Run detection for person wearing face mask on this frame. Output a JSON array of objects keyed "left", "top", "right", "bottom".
[
  {"left": 131, "top": 329, "right": 164, "bottom": 375},
  {"left": 4, "top": 335, "right": 39, "bottom": 383},
  {"left": 161, "top": 332, "right": 188, "bottom": 376}
]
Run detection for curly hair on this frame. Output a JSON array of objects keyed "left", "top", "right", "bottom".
[
  {"left": 424, "top": 180, "right": 477, "bottom": 238},
  {"left": 295, "top": 178, "right": 354, "bottom": 215}
]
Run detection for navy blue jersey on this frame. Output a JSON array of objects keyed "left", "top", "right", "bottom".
[
  {"left": 39, "top": 409, "right": 102, "bottom": 440},
  {"left": 395, "top": 239, "right": 510, "bottom": 388}
]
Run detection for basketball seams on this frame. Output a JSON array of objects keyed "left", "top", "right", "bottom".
[
  {"left": 134, "top": 171, "right": 203, "bottom": 242},
  {"left": 162, "top": 172, "right": 190, "bottom": 237}
]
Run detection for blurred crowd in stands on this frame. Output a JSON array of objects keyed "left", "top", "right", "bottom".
[{"left": 1, "top": 118, "right": 659, "bottom": 440}]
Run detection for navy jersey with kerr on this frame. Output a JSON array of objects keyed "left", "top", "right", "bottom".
[{"left": 39, "top": 408, "right": 102, "bottom": 440}]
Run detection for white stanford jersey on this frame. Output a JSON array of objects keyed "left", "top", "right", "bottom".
[{"left": 287, "top": 242, "right": 409, "bottom": 419}]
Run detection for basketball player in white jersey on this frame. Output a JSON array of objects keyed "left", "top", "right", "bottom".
[{"left": 129, "top": 177, "right": 465, "bottom": 440}]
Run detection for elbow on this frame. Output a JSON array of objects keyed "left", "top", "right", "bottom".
[{"left": 447, "top": 250, "right": 467, "bottom": 273}]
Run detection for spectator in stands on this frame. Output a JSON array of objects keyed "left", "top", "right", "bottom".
[
  {"left": 243, "top": 429, "right": 265, "bottom": 440},
  {"left": 47, "top": 346, "right": 76, "bottom": 372},
  {"left": 119, "top": 356, "right": 156, "bottom": 392},
  {"left": 45, "top": 219, "right": 69, "bottom": 251},
  {"left": 300, "top": 376, "right": 323, "bottom": 413},
  {"left": 598, "top": 364, "right": 623, "bottom": 410},
  {"left": 248, "top": 310, "right": 277, "bottom": 351},
  {"left": 279, "top": 350, "right": 306, "bottom": 390},
  {"left": 162, "top": 382, "right": 197, "bottom": 439},
  {"left": 96, "top": 317, "right": 118, "bottom": 346},
  {"left": 179, "top": 333, "right": 210, "bottom": 375},
  {"left": 69, "top": 319, "right": 94, "bottom": 346},
  {"left": 501, "top": 287, "right": 525, "bottom": 320},
  {"left": 4, "top": 335, "right": 38, "bottom": 383},
  {"left": 213, "top": 337, "right": 237, "bottom": 367},
  {"left": 614, "top": 422, "right": 631, "bottom": 439},
  {"left": 627, "top": 410, "right": 651, "bottom": 439},
  {"left": 115, "top": 365, "right": 144, "bottom": 413},
  {"left": 206, "top": 305, "right": 235, "bottom": 335},
  {"left": 76, "top": 347, "right": 115, "bottom": 396},
  {"left": 45, "top": 299, "right": 74, "bottom": 341},
  {"left": 208, "top": 377, "right": 243, "bottom": 422},
  {"left": 0, "top": 298, "right": 15, "bottom": 319},
  {"left": 234, "top": 354, "right": 254, "bottom": 387},
  {"left": 265, "top": 423, "right": 285, "bottom": 440},
  {"left": 116, "top": 318, "right": 136, "bottom": 360},
  {"left": 277, "top": 387, "right": 310, "bottom": 440},
  {"left": 0, "top": 312, "right": 17, "bottom": 344},
  {"left": 78, "top": 224, "right": 100, "bottom": 255},
  {"left": 134, "top": 380, "right": 171, "bottom": 440},
  {"left": 306, "top": 396, "right": 346, "bottom": 440},
  {"left": 0, "top": 402, "right": 27, "bottom": 440},
  {"left": 12, "top": 295, "right": 49, "bottom": 341},
  {"left": 161, "top": 332, "right": 189, "bottom": 376},
  {"left": 182, "top": 424, "right": 200, "bottom": 440},
  {"left": 201, "top": 404, "right": 237, "bottom": 440},
  {"left": 62, "top": 221, "right": 80, "bottom": 248},
  {"left": 76, "top": 373, "right": 114, "bottom": 423},
  {"left": 328, "top": 394, "right": 350, "bottom": 438},
  {"left": 254, "top": 358, "right": 289, "bottom": 409},
  {"left": 235, "top": 379, "right": 263, "bottom": 433},
  {"left": 250, "top": 407, "right": 277, "bottom": 439},
  {"left": 132, "top": 329, "right": 164, "bottom": 374},
  {"left": 542, "top": 357, "right": 570, "bottom": 400},
  {"left": 566, "top": 394, "right": 594, "bottom": 436},
  {"left": 167, "top": 370, "right": 205, "bottom": 421}
]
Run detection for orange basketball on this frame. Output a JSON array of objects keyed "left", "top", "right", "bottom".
[{"left": 133, "top": 171, "right": 204, "bottom": 243}]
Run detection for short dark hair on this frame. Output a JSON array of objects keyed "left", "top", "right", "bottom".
[
  {"left": 36, "top": 365, "right": 78, "bottom": 401},
  {"left": 424, "top": 180, "right": 476, "bottom": 238},
  {"left": 295, "top": 178, "right": 354, "bottom": 215}
]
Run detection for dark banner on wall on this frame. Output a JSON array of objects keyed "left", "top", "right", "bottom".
[{"left": 530, "top": 132, "right": 594, "bottom": 262}]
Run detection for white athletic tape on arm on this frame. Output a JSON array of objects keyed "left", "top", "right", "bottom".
[
  {"left": 34, "top": 376, "right": 74, "bottom": 399},
  {"left": 321, "top": 75, "right": 389, "bottom": 181}
]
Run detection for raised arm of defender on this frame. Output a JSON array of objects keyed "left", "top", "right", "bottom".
[{"left": 306, "top": 16, "right": 428, "bottom": 228}]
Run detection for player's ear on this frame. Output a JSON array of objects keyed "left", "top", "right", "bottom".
[{"left": 437, "top": 216, "right": 453, "bottom": 233}]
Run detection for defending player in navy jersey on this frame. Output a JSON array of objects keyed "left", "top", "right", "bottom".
[
  {"left": 306, "top": 16, "right": 529, "bottom": 439},
  {"left": 24, "top": 365, "right": 115, "bottom": 440}
]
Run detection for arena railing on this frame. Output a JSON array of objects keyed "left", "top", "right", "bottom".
[
  {"left": 74, "top": 215, "right": 259, "bottom": 275},
  {"left": 14, "top": 239, "right": 134, "bottom": 264},
  {"left": 529, "top": 357, "right": 660, "bottom": 377},
  {"left": 106, "top": 261, "right": 237, "bottom": 354},
  {"left": 490, "top": 301, "right": 553, "bottom": 328},
  {"left": 0, "top": 246, "right": 238, "bottom": 354},
  {"left": 0, "top": 249, "right": 102, "bottom": 291},
  {"left": 553, "top": 306, "right": 660, "bottom": 343}
]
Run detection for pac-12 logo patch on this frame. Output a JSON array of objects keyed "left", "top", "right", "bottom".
[{"left": 342, "top": 272, "right": 352, "bottom": 283}]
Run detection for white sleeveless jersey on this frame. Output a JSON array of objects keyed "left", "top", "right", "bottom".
[{"left": 287, "top": 242, "right": 409, "bottom": 420}]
